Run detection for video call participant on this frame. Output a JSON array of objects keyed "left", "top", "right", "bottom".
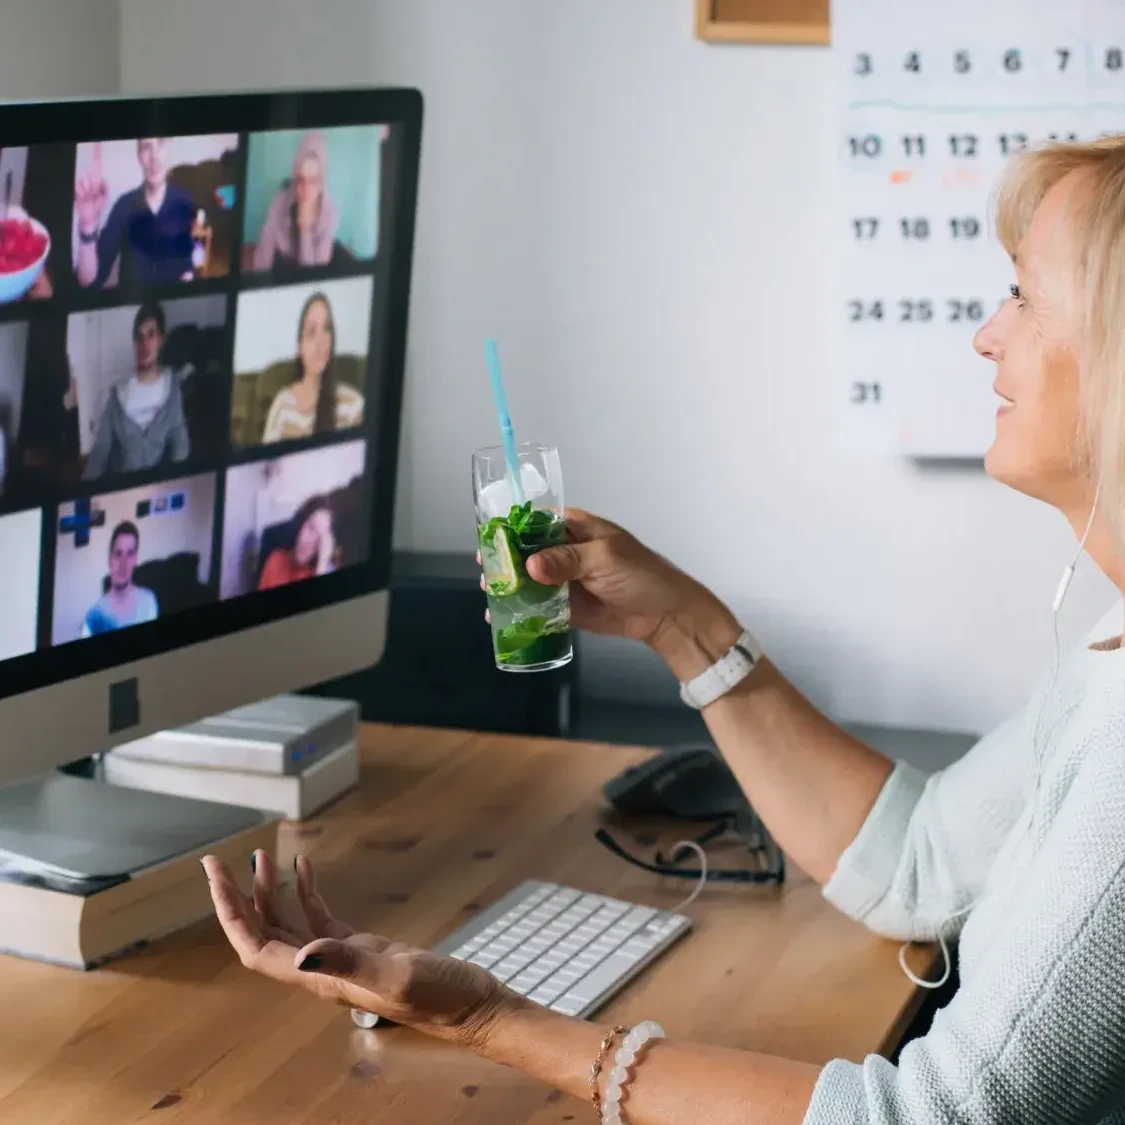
[
  {"left": 75, "top": 138, "right": 195, "bottom": 288},
  {"left": 81, "top": 521, "right": 159, "bottom": 636},
  {"left": 257, "top": 496, "right": 337, "bottom": 590},
  {"left": 252, "top": 131, "right": 339, "bottom": 271},
  {"left": 261, "top": 292, "right": 364, "bottom": 443},
  {"left": 83, "top": 301, "right": 191, "bottom": 480}
]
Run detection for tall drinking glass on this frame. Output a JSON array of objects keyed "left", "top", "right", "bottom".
[{"left": 472, "top": 442, "right": 572, "bottom": 672}]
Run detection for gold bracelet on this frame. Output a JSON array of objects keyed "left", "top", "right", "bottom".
[{"left": 590, "top": 1025, "right": 629, "bottom": 1114}]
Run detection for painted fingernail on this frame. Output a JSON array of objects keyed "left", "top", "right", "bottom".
[
  {"left": 298, "top": 954, "right": 324, "bottom": 972},
  {"left": 250, "top": 852, "right": 257, "bottom": 874}
]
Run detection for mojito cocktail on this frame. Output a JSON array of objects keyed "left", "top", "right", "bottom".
[{"left": 473, "top": 443, "right": 572, "bottom": 672}]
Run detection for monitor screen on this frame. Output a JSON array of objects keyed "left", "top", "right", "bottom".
[{"left": 0, "top": 90, "right": 421, "bottom": 704}]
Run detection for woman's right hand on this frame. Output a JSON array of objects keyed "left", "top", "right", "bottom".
[
  {"left": 498, "top": 509, "right": 741, "bottom": 679},
  {"left": 202, "top": 852, "right": 522, "bottom": 1049}
]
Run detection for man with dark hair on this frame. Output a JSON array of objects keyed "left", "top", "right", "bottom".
[
  {"left": 82, "top": 299, "right": 190, "bottom": 480},
  {"left": 81, "top": 520, "right": 159, "bottom": 636}
]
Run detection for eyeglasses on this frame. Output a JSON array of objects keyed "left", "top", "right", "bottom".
[{"left": 594, "top": 809, "right": 785, "bottom": 886}]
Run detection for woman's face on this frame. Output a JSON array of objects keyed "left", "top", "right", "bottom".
[
  {"left": 298, "top": 299, "right": 333, "bottom": 381},
  {"left": 974, "top": 173, "right": 1087, "bottom": 509},
  {"left": 295, "top": 155, "right": 323, "bottom": 210},
  {"left": 295, "top": 507, "right": 331, "bottom": 566}
]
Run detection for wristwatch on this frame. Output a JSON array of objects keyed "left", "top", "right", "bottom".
[{"left": 679, "top": 628, "right": 763, "bottom": 710}]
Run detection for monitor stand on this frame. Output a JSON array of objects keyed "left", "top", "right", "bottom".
[{"left": 0, "top": 771, "right": 266, "bottom": 882}]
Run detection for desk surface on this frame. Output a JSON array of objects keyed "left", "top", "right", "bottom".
[{"left": 0, "top": 725, "right": 932, "bottom": 1124}]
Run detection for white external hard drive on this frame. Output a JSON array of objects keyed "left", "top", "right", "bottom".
[{"left": 112, "top": 695, "right": 360, "bottom": 776}]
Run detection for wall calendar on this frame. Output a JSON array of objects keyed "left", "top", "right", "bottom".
[{"left": 834, "top": 0, "right": 1125, "bottom": 457}]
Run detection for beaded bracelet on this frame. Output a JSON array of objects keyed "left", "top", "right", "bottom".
[
  {"left": 600, "top": 1020, "right": 665, "bottom": 1125},
  {"left": 590, "top": 1025, "right": 629, "bottom": 1114}
]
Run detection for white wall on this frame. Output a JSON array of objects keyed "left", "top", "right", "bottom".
[
  {"left": 119, "top": 0, "right": 379, "bottom": 94},
  {"left": 0, "top": 0, "right": 119, "bottom": 101},
  {"left": 119, "top": 0, "right": 1116, "bottom": 734}
]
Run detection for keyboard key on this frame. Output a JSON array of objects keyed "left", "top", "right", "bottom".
[
  {"left": 469, "top": 951, "right": 503, "bottom": 969},
  {"left": 547, "top": 966, "right": 583, "bottom": 985},
  {"left": 622, "top": 906, "right": 657, "bottom": 927},
  {"left": 620, "top": 935, "right": 664, "bottom": 958},
  {"left": 521, "top": 964, "right": 554, "bottom": 985},
  {"left": 551, "top": 994, "right": 587, "bottom": 1016},
  {"left": 529, "top": 982, "right": 567, "bottom": 1005},
  {"left": 558, "top": 952, "right": 642, "bottom": 1005},
  {"left": 571, "top": 952, "right": 602, "bottom": 971}
]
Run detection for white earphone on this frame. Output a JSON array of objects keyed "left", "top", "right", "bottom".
[{"left": 898, "top": 478, "right": 1102, "bottom": 990}]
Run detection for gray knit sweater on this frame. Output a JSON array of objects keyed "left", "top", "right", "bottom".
[{"left": 805, "top": 602, "right": 1125, "bottom": 1124}]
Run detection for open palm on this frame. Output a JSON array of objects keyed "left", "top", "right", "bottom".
[{"left": 202, "top": 851, "right": 512, "bottom": 1044}]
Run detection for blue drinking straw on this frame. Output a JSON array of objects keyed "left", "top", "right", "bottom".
[{"left": 485, "top": 338, "right": 525, "bottom": 506}]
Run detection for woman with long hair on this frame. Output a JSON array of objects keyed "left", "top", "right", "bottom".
[
  {"left": 261, "top": 292, "right": 363, "bottom": 443},
  {"left": 256, "top": 494, "right": 336, "bottom": 591}
]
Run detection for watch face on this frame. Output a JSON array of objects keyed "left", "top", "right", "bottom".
[{"left": 351, "top": 1009, "right": 380, "bottom": 1029}]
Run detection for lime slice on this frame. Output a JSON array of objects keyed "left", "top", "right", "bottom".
[{"left": 481, "top": 524, "right": 522, "bottom": 596}]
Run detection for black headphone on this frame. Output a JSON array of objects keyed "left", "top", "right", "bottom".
[{"left": 594, "top": 826, "right": 785, "bottom": 886}]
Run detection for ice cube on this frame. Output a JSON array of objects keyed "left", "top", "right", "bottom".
[{"left": 478, "top": 462, "right": 550, "bottom": 519}]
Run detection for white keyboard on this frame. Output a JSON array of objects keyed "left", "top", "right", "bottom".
[{"left": 433, "top": 879, "right": 692, "bottom": 1018}]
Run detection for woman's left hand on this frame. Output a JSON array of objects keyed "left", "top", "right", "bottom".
[{"left": 201, "top": 851, "right": 520, "bottom": 1047}]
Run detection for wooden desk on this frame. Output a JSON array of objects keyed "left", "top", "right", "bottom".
[{"left": 0, "top": 726, "right": 932, "bottom": 1124}]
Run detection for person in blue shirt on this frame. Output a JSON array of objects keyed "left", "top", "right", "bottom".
[
  {"left": 74, "top": 138, "right": 195, "bottom": 289},
  {"left": 80, "top": 521, "right": 159, "bottom": 637}
]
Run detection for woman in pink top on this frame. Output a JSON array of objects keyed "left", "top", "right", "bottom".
[{"left": 252, "top": 131, "right": 339, "bottom": 271}]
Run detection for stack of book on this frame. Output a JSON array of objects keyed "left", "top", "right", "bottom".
[
  {"left": 0, "top": 816, "right": 276, "bottom": 969},
  {"left": 102, "top": 695, "right": 361, "bottom": 821},
  {"left": 0, "top": 698, "right": 358, "bottom": 969}
]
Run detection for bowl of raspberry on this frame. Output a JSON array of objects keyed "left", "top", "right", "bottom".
[{"left": 0, "top": 206, "right": 50, "bottom": 304}]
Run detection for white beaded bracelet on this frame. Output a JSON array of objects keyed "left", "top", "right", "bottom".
[{"left": 600, "top": 1019, "right": 665, "bottom": 1125}]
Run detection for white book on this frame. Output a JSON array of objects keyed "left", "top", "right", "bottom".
[{"left": 103, "top": 739, "right": 359, "bottom": 821}]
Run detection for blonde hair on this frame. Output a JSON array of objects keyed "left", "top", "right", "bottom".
[{"left": 995, "top": 136, "right": 1125, "bottom": 551}]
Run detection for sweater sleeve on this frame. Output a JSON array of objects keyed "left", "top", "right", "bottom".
[
  {"left": 805, "top": 742, "right": 1125, "bottom": 1124},
  {"left": 823, "top": 706, "right": 1034, "bottom": 941},
  {"left": 252, "top": 193, "right": 284, "bottom": 272}
]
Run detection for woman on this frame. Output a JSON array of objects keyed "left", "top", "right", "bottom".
[
  {"left": 257, "top": 495, "right": 337, "bottom": 591},
  {"left": 261, "top": 292, "right": 364, "bottom": 443},
  {"left": 252, "top": 130, "right": 338, "bottom": 271},
  {"left": 203, "top": 140, "right": 1125, "bottom": 1123}
]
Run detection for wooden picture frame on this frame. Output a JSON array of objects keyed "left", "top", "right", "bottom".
[{"left": 695, "top": 0, "right": 830, "bottom": 46}]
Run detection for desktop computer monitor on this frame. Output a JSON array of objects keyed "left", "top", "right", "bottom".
[{"left": 0, "top": 87, "right": 422, "bottom": 789}]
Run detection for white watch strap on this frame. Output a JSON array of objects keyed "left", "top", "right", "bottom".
[{"left": 679, "top": 628, "right": 763, "bottom": 710}]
